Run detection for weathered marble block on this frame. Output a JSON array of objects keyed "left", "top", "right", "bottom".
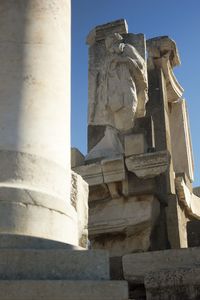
[
  {"left": 124, "top": 133, "right": 147, "bottom": 156},
  {"left": 125, "top": 150, "right": 170, "bottom": 178},
  {"left": 102, "top": 156, "right": 125, "bottom": 183},
  {"left": 89, "top": 195, "right": 160, "bottom": 256},
  {"left": 74, "top": 163, "right": 103, "bottom": 186}
]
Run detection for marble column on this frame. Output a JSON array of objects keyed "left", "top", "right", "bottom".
[{"left": 0, "top": 1, "right": 78, "bottom": 245}]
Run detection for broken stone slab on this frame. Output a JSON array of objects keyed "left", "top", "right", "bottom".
[
  {"left": 124, "top": 133, "right": 147, "bottom": 157},
  {"left": 125, "top": 150, "right": 170, "bottom": 179},
  {"left": 73, "top": 163, "right": 103, "bottom": 186},
  {"left": 71, "top": 148, "right": 85, "bottom": 168},
  {"left": 0, "top": 280, "right": 128, "bottom": 300},
  {"left": 0, "top": 249, "right": 109, "bottom": 280},
  {"left": 122, "top": 247, "right": 200, "bottom": 284},
  {"left": 145, "top": 267, "right": 200, "bottom": 300},
  {"left": 102, "top": 156, "right": 126, "bottom": 183}
]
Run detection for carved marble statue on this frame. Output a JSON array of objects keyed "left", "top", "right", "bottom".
[{"left": 89, "top": 33, "right": 148, "bottom": 132}]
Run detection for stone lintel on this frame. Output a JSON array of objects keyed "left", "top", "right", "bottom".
[
  {"left": 125, "top": 150, "right": 170, "bottom": 179},
  {"left": 86, "top": 19, "right": 128, "bottom": 45}
]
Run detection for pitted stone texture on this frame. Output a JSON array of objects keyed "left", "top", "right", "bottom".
[
  {"left": 0, "top": 280, "right": 128, "bottom": 300},
  {"left": 145, "top": 268, "right": 200, "bottom": 300},
  {"left": 123, "top": 247, "right": 200, "bottom": 284},
  {"left": 0, "top": 249, "right": 109, "bottom": 280}
]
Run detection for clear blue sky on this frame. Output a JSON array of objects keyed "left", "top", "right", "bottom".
[{"left": 71, "top": 0, "right": 200, "bottom": 187}]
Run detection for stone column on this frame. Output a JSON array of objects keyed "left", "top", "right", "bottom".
[{"left": 0, "top": 1, "right": 78, "bottom": 245}]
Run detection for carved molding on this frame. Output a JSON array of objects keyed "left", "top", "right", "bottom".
[{"left": 125, "top": 150, "right": 170, "bottom": 179}]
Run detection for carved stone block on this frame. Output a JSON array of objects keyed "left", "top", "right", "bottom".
[
  {"left": 124, "top": 133, "right": 147, "bottom": 156},
  {"left": 125, "top": 150, "right": 170, "bottom": 178},
  {"left": 102, "top": 156, "right": 125, "bottom": 183},
  {"left": 74, "top": 163, "right": 103, "bottom": 186},
  {"left": 89, "top": 195, "right": 160, "bottom": 256}
]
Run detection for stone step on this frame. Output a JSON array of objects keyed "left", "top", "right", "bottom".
[
  {"left": 0, "top": 249, "right": 109, "bottom": 280},
  {"left": 0, "top": 280, "right": 128, "bottom": 300},
  {"left": 122, "top": 247, "right": 200, "bottom": 283}
]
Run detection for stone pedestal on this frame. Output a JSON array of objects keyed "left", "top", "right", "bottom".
[{"left": 0, "top": 0, "right": 77, "bottom": 245}]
